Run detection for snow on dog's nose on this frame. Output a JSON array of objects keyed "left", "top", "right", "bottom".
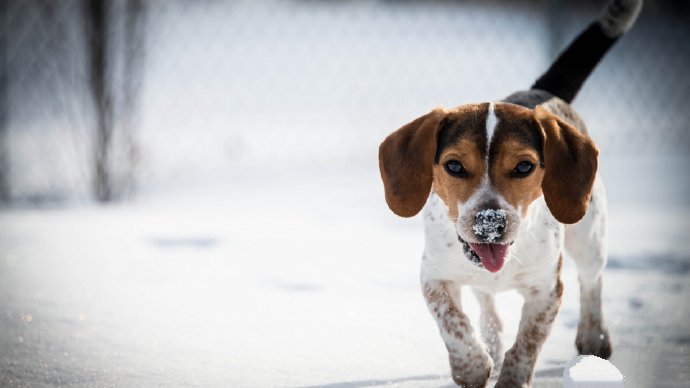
[{"left": 473, "top": 209, "right": 506, "bottom": 243}]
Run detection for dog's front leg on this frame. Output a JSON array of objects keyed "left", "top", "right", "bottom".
[
  {"left": 496, "top": 278, "right": 563, "bottom": 388},
  {"left": 423, "top": 280, "right": 493, "bottom": 387},
  {"left": 473, "top": 288, "right": 504, "bottom": 373}
]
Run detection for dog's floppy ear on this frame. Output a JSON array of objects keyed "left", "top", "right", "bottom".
[
  {"left": 534, "top": 106, "right": 598, "bottom": 224},
  {"left": 379, "top": 108, "right": 447, "bottom": 217}
]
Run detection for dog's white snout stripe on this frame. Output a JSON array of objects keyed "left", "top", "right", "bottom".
[{"left": 485, "top": 102, "right": 498, "bottom": 152}]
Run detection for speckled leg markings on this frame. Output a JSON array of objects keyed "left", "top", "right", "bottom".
[
  {"left": 495, "top": 278, "right": 563, "bottom": 388},
  {"left": 574, "top": 276, "right": 611, "bottom": 358},
  {"left": 473, "top": 288, "right": 504, "bottom": 375},
  {"left": 565, "top": 182, "right": 612, "bottom": 358},
  {"left": 423, "top": 280, "right": 493, "bottom": 387}
]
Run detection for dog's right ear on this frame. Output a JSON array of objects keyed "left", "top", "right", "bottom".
[{"left": 378, "top": 108, "right": 447, "bottom": 217}]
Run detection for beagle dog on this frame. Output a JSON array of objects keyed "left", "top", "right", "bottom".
[{"left": 378, "top": 1, "right": 642, "bottom": 386}]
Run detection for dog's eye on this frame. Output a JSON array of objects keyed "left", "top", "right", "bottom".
[
  {"left": 444, "top": 160, "right": 468, "bottom": 178},
  {"left": 511, "top": 161, "right": 535, "bottom": 178}
]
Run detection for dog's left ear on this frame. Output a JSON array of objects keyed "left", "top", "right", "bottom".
[
  {"left": 534, "top": 106, "right": 599, "bottom": 224},
  {"left": 379, "top": 108, "right": 447, "bottom": 217}
]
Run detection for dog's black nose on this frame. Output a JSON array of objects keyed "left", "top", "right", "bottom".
[{"left": 473, "top": 209, "right": 506, "bottom": 242}]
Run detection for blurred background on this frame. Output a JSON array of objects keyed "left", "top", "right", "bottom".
[
  {"left": 1, "top": 0, "right": 689, "bottom": 387},
  {"left": 1, "top": 0, "right": 688, "bottom": 202}
]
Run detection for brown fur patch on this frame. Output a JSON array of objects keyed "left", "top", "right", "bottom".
[
  {"left": 491, "top": 103, "right": 544, "bottom": 163},
  {"left": 435, "top": 103, "right": 490, "bottom": 162},
  {"left": 433, "top": 136, "right": 486, "bottom": 221},
  {"left": 535, "top": 106, "right": 599, "bottom": 224},
  {"left": 379, "top": 108, "right": 448, "bottom": 217},
  {"left": 491, "top": 138, "right": 545, "bottom": 217}
]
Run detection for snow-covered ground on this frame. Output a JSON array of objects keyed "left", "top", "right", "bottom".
[{"left": 1, "top": 153, "right": 689, "bottom": 387}]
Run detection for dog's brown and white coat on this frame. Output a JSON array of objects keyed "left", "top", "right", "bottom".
[{"left": 378, "top": 1, "right": 642, "bottom": 387}]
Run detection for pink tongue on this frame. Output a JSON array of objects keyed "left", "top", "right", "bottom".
[{"left": 468, "top": 243, "right": 509, "bottom": 273}]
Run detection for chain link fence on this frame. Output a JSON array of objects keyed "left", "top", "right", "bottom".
[{"left": 2, "top": 0, "right": 689, "bottom": 204}]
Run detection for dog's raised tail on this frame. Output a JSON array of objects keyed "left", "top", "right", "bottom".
[{"left": 531, "top": 0, "right": 643, "bottom": 103}]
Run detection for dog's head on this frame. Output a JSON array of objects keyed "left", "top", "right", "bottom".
[{"left": 379, "top": 102, "right": 598, "bottom": 272}]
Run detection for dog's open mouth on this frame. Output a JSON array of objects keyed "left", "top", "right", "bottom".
[{"left": 457, "top": 235, "right": 512, "bottom": 273}]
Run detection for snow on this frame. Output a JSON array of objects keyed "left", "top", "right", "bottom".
[
  {"left": 1, "top": 154, "right": 689, "bottom": 387},
  {"left": 472, "top": 209, "right": 506, "bottom": 242},
  {"left": 563, "top": 356, "right": 624, "bottom": 387}
]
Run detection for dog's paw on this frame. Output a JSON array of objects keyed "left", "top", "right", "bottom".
[
  {"left": 449, "top": 351, "right": 493, "bottom": 387},
  {"left": 576, "top": 322, "right": 612, "bottom": 359},
  {"left": 494, "top": 347, "right": 532, "bottom": 388},
  {"left": 494, "top": 379, "right": 529, "bottom": 388}
]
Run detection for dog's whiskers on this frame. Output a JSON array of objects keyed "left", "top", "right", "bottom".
[{"left": 510, "top": 252, "right": 526, "bottom": 267}]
